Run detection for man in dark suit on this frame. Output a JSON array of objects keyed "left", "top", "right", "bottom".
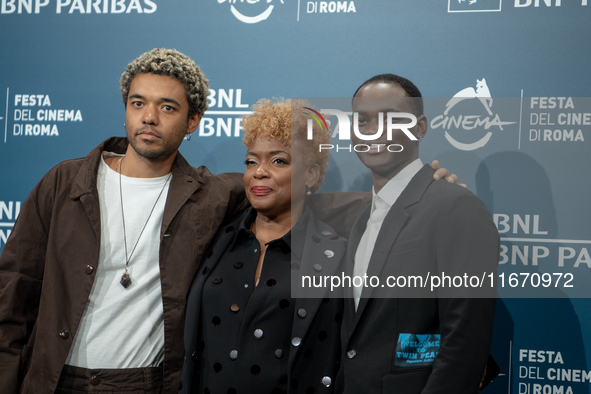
[{"left": 336, "top": 74, "right": 499, "bottom": 394}]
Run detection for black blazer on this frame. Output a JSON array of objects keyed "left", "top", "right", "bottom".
[
  {"left": 180, "top": 207, "right": 347, "bottom": 394},
  {"left": 336, "top": 165, "right": 499, "bottom": 394}
]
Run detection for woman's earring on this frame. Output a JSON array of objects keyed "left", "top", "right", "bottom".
[{"left": 306, "top": 186, "right": 312, "bottom": 196}]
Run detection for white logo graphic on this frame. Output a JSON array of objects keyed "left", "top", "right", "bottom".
[
  {"left": 444, "top": 78, "right": 493, "bottom": 116},
  {"left": 220, "top": 0, "right": 284, "bottom": 24},
  {"left": 0, "top": 201, "right": 20, "bottom": 249},
  {"left": 198, "top": 88, "right": 250, "bottom": 137},
  {"left": 448, "top": 0, "right": 502, "bottom": 12},
  {"left": 431, "top": 78, "right": 516, "bottom": 151},
  {"left": 2, "top": 88, "right": 8, "bottom": 143}
]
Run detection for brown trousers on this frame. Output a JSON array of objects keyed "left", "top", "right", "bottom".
[{"left": 55, "top": 364, "right": 163, "bottom": 394}]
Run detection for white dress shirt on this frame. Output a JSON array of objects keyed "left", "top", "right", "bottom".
[{"left": 353, "top": 159, "right": 424, "bottom": 310}]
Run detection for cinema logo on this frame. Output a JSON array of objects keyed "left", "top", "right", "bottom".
[
  {"left": 218, "top": 0, "right": 284, "bottom": 24},
  {"left": 306, "top": 109, "right": 417, "bottom": 153},
  {"left": 430, "top": 78, "right": 515, "bottom": 151}
]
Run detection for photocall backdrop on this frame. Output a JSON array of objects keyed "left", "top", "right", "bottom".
[{"left": 0, "top": 1, "right": 589, "bottom": 392}]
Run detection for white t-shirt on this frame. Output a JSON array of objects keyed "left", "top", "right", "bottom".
[{"left": 65, "top": 152, "right": 170, "bottom": 368}]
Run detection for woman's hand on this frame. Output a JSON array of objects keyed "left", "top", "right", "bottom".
[{"left": 430, "top": 160, "right": 466, "bottom": 188}]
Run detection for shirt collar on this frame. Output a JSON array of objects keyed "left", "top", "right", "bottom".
[
  {"left": 231, "top": 206, "right": 309, "bottom": 259},
  {"left": 372, "top": 158, "right": 423, "bottom": 209}
]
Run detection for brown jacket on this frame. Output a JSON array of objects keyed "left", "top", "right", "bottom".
[{"left": 0, "top": 137, "right": 246, "bottom": 394}]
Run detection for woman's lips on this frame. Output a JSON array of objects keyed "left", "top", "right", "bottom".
[{"left": 251, "top": 186, "right": 273, "bottom": 196}]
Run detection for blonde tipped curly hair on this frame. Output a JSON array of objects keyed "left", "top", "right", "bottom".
[
  {"left": 242, "top": 98, "right": 331, "bottom": 193},
  {"left": 120, "top": 48, "right": 209, "bottom": 117}
]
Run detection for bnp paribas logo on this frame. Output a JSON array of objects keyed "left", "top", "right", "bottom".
[{"left": 218, "top": 0, "right": 284, "bottom": 24}]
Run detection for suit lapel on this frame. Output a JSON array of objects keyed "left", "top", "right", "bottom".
[
  {"left": 353, "top": 209, "right": 410, "bottom": 324},
  {"left": 160, "top": 169, "right": 201, "bottom": 239},
  {"left": 348, "top": 165, "right": 435, "bottom": 337},
  {"left": 342, "top": 204, "right": 370, "bottom": 339},
  {"left": 288, "top": 213, "right": 346, "bottom": 369}
]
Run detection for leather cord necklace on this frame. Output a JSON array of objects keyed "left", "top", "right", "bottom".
[{"left": 118, "top": 156, "right": 172, "bottom": 288}]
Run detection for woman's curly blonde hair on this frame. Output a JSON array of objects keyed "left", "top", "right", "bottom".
[
  {"left": 120, "top": 48, "right": 209, "bottom": 117},
  {"left": 242, "top": 98, "right": 331, "bottom": 193}
]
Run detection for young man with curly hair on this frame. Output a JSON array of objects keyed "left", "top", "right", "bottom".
[{"left": 0, "top": 48, "right": 246, "bottom": 394}]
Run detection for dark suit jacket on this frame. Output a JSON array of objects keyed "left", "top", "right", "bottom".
[
  {"left": 336, "top": 165, "right": 499, "bottom": 394},
  {"left": 180, "top": 207, "right": 347, "bottom": 394}
]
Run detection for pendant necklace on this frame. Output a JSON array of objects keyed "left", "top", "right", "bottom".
[{"left": 118, "top": 156, "right": 172, "bottom": 288}]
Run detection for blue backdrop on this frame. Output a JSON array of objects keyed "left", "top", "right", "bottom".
[{"left": 1, "top": 1, "right": 590, "bottom": 392}]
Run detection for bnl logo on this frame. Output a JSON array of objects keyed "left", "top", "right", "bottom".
[{"left": 0, "top": 201, "right": 20, "bottom": 248}]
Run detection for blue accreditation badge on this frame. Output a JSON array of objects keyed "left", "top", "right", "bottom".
[{"left": 395, "top": 333, "right": 441, "bottom": 367}]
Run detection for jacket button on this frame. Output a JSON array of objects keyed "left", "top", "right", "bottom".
[
  {"left": 85, "top": 265, "right": 94, "bottom": 275},
  {"left": 347, "top": 349, "right": 356, "bottom": 359},
  {"left": 313, "top": 264, "right": 322, "bottom": 272},
  {"left": 297, "top": 308, "right": 307, "bottom": 318},
  {"left": 292, "top": 337, "right": 302, "bottom": 347},
  {"left": 90, "top": 375, "right": 100, "bottom": 386},
  {"left": 324, "top": 250, "right": 334, "bottom": 258},
  {"left": 254, "top": 329, "right": 264, "bottom": 339},
  {"left": 322, "top": 376, "right": 332, "bottom": 387},
  {"left": 230, "top": 304, "right": 240, "bottom": 313},
  {"left": 192, "top": 351, "right": 198, "bottom": 361},
  {"left": 59, "top": 330, "right": 69, "bottom": 340}
]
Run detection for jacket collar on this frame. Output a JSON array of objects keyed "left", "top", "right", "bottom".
[
  {"left": 69, "top": 137, "right": 203, "bottom": 200},
  {"left": 349, "top": 164, "right": 435, "bottom": 329},
  {"left": 68, "top": 136, "right": 206, "bottom": 239},
  {"left": 229, "top": 205, "right": 310, "bottom": 260}
]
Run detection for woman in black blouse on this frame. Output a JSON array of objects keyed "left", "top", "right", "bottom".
[{"left": 180, "top": 98, "right": 347, "bottom": 394}]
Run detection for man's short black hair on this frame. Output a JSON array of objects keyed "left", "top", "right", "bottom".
[{"left": 353, "top": 74, "right": 424, "bottom": 116}]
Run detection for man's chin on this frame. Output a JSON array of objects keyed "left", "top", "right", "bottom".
[
  {"left": 132, "top": 147, "right": 170, "bottom": 161},
  {"left": 355, "top": 150, "right": 390, "bottom": 167}
]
